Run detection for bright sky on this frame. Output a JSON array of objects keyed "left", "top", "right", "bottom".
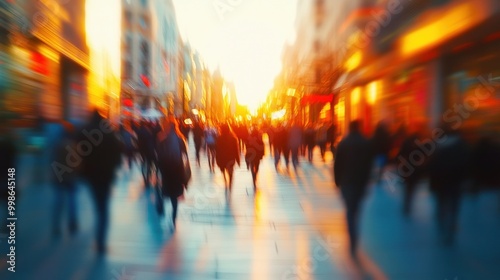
[{"left": 172, "top": 0, "right": 298, "bottom": 112}]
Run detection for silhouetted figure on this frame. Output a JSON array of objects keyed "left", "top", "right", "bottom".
[
  {"left": 245, "top": 128, "right": 265, "bottom": 191},
  {"left": 397, "top": 129, "right": 427, "bottom": 217},
  {"left": 192, "top": 121, "right": 205, "bottom": 166},
  {"left": 371, "top": 121, "right": 391, "bottom": 185},
  {"left": 327, "top": 122, "right": 337, "bottom": 157},
  {"left": 334, "top": 120, "right": 373, "bottom": 258},
  {"left": 273, "top": 124, "right": 289, "bottom": 170},
  {"left": 205, "top": 125, "right": 218, "bottom": 172},
  {"left": 78, "top": 110, "right": 122, "bottom": 253},
  {"left": 51, "top": 121, "right": 79, "bottom": 237},
  {"left": 304, "top": 124, "right": 316, "bottom": 163},
  {"left": 136, "top": 121, "right": 157, "bottom": 189},
  {"left": 288, "top": 121, "right": 303, "bottom": 171},
  {"left": 119, "top": 121, "right": 137, "bottom": 170},
  {"left": 316, "top": 122, "right": 329, "bottom": 162},
  {"left": 215, "top": 124, "right": 240, "bottom": 196},
  {"left": 428, "top": 125, "right": 470, "bottom": 246},
  {"left": 156, "top": 117, "right": 190, "bottom": 230}
]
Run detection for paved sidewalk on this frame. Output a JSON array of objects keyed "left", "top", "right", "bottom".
[{"left": 1, "top": 139, "right": 500, "bottom": 279}]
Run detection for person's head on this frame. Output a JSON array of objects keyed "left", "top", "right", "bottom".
[{"left": 349, "top": 120, "right": 362, "bottom": 134}]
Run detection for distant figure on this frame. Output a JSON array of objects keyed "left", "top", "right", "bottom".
[
  {"left": 192, "top": 121, "right": 205, "bottom": 166},
  {"left": 334, "top": 120, "right": 373, "bottom": 258},
  {"left": 397, "top": 128, "right": 427, "bottom": 217},
  {"left": 304, "top": 123, "right": 316, "bottom": 163},
  {"left": 205, "top": 124, "right": 218, "bottom": 172},
  {"left": 273, "top": 123, "right": 289, "bottom": 170},
  {"left": 287, "top": 121, "right": 302, "bottom": 171},
  {"left": 136, "top": 121, "right": 157, "bottom": 189},
  {"left": 78, "top": 110, "right": 122, "bottom": 253},
  {"left": 156, "top": 117, "right": 190, "bottom": 230},
  {"left": 245, "top": 127, "right": 265, "bottom": 191},
  {"left": 371, "top": 121, "right": 392, "bottom": 185},
  {"left": 316, "top": 122, "right": 329, "bottom": 162},
  {"left": 119, "top": 120, "right": 137, "bottom": 170},
  {"left": 51, "top": 121, "right": 79, "bottom": 237},
  {"left": 428, "top": 125, "right": 470, "bottom": 246},
  {"left": 215, "top": 124, "right": 240, "bottom": 197}
]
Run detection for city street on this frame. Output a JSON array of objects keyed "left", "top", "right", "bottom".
[{"left": 1, "top": 137, "right": 500, "bottom": 280}]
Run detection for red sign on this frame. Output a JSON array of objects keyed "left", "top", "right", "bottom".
[{"left": 301, "top": 94, "right": 334, "bottom": 105}]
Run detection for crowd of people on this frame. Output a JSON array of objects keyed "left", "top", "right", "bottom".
[{"left": 2, "top": 110, "right": 500, "bottom": 259}]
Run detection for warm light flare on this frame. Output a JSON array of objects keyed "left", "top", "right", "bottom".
[{"left": 85, "top": 0, "right": 121, "bottom": 113}]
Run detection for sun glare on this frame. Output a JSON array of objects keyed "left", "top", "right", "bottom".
[{"left": 173, "top": 0, "right": 297, "bottom": 113}]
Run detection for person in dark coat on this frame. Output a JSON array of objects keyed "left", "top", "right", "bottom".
[
  {"left": 245, "top": 127, "right": 265, "bottom": 191},
  {"left": 215, "top": 123, "right": 240, "bottom": 196},
  {"left": 334, "top": 120, "right": 373, "bottom": 258},
  {"left": 156, "top": 117, "right": 189, "bottom": 230},
  {"left": 78, "top": 109, "right": 122, "bottom": 253},
  {"left": 397, "top": 128, "right": 427, "bottom": 217},
  {"left": 192, "top": 121, "right": 205, "bottom": 166},
  {"left": 370, "top": 121, "right": 392, "bottom": 186},
  {"left": 428, "top": 125, "right": 470, "bottom": 246},
  {"left": 304, "top": 123, "right": 316, "bottom": 163},
  {"left": 51, "top": 121, "right": 79, "bottom": 237}
]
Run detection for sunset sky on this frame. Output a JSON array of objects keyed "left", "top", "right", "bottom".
[{"left": 172, "top": 0, "right": 298, "bottom": 112}]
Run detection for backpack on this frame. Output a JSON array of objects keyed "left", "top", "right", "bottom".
[{"left": 156, "top": 132, "right": 191, "bottom": 186}]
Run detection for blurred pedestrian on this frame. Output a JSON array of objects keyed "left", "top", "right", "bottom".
[
  {"left": 51, "top": 121, "right": 79, "bottom": 237},
  {"left": 205, "top": 124, "right": 218, "bottom": 172},
  {"left": 288, "top": 121, "right": 303, "bottom": 171},
  {"left": 215, "top": 123, "right": 240, "bottom": 197},
  {"left": 428, "top": 124, "right": 470, "bottom": 246},
  {"left": 192, "top": 121, "right": 205, "bottom": 166},
  {"left": 156, "top": 117, "right": 190, "bottom": 230},
  {"left": 119, "top": 120, "right": 137, "bottom": 170},
  {"left": 245, "top": 127, "right": 265, "bottom": 191},
  {"left": 316, "top": 122, "right": 329, "bottom": 162},
  {"left": 78, "top": 109, "right": 122, "bottom": 253},
  {"left": 304, "top": 123, "right": 316, "bottom": 163},
  {"left": 371, "top": 121, "right": 392, "bottom": 186},
  {"left": 334, "top": 120, "right": 373, "bottom": 258},
  {"left": 397, "top": 127, "right": 427, "bottom": 217}
]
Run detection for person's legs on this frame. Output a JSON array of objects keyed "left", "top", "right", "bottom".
[
  {"left": 291, "top": 147, "right": 299, "bottom": 169},
  {"left": 170, "top": 196, "right": 178, "bottom": 229},
  {"left": 91, "top": 186, "right": 111, "bottom": 253},
  {"left": 52, "top": 186, "right": 63, "bottom": 236},
  {"left": 344, "top": 196, "right": 361, "bottom": 257},
  {"left": 403, "top": 181, "right": 416, "bottom": 217},
  {"left": 67, "top": 181, "right": 78, "bottom": 234}
]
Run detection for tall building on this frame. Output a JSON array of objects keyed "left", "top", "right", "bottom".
[{"left": 0, "top": 0, "right": 91, "bottom": 124}]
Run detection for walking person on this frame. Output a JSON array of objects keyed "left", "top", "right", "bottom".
[
  {"left": 156, "top": 116, "right": 190, "bottom": 231},
  {"left": 288, "top": 121, "right": 303, "bottom": 171},
  {"left": 78, "top": 109, "right": 122, "bottom": 254},
  {"left": 245, "top": 127, "right": 265, "bottom": 192},
  {"left": 215, "top": 123, "right": 240, "bottom": 197},
  {"left": 428, "top": 124, "right": 470, "bottom": 246},
  {"left": 205, "top": 124, "right": 218, "bottom": 172},
  {"left": 397, "top": 127, "right": 427, "bottom": 217},
  {"left": 192, "top": 121, "right": 205, "bottom": 166},
  {"left": 334, "top": 120, "right": 373, "bottom": 258},
  {"left": 370, "top": 121, "right": 391, "bottom": 186},
  {"left": 51, "top": 121, "right": 79, "bottom": 237},
  {"left": 304, "top": 123, "right": 316, "bottom": 163}
]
